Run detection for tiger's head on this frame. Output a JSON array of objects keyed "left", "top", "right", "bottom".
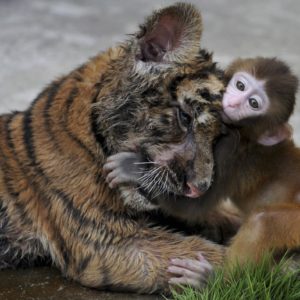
[{"left": 93, "top": 3, "right": 225, "bottom": 210}]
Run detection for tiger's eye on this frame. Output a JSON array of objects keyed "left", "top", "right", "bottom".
[
  {"left": 178, "top": 109, "right": 192, "bottom": 128},
  {"left": 236, "top": 81, "right": 245, "bottom": 91},
  {"left": 249, "top": 97, "right": 259, "bottom": 109}
]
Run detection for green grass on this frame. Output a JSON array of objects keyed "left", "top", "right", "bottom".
[{"left": 169, "top": 257, "right": 300, "bottom": 300}]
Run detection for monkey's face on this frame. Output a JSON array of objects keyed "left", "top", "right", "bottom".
[
  {"left": 222, "top": 72, "right": 269, "bottom": 124},
  {"left": 128, "top": 75, "right": 224, "bottom": 203}
]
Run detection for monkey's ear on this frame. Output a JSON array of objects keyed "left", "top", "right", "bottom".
[
  {"left": 136, "top": 3, "right": 202, "bottom": 63},
  {"left": 257, "top": 123, "right": 293, "bottom": 146}
]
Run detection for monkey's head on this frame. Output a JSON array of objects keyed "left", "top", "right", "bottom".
[
  {"left": 93, "top": 3, "right": 225, "bottom": 209},
  {"left": 222, "top": 57, "right": 298, "bottom": 145}
]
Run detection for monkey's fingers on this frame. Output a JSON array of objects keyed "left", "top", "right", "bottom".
[
  {"left": 168, "top": 263, "right": 212, "bottom": 282},
  {"left": 103, "top": 161, "right": 119, "bottom": 174},
  {"left": 168, "top": 265, "right": 200, "bottom": 280},
  {"left": 170, "top": 258, "right": 205, "bottom": 274},
  {"left": 168, "top": 255, "right": 214, "bottom": 288},
  {"left": 170, "top": 253, "right": 213, "bottom": 274},
  {"left": 168, "top": 256, "right": 212, "bottom": 290},
  {"left": 197, "top": 252, "right": 213, "bottom": 273},
  {"left": 105, "top": 170, "right": 120, "bottom": 187},
  {"left": 108, "top": 175, "right": 131, "bottom": 188},
  {"left": 169, "top": 265, "right": 211, "bottom": 282},
  {"left": 105, "top": 169, "right": 134, "bottom": 188},
  {"left": 106, "top": 152, "right": 137, "bottom": 163}
]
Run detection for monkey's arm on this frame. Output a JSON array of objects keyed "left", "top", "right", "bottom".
[
  {"left": 103, "top": 152, "right": 143, "bottom": 188},
  {"left": 226, "top": 202, "right": 300, "bottom": 266},
  {"left": 198, "top": 201, "right": 243, "bottom": 245}
]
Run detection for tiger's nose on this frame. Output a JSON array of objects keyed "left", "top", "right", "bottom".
[{"left": 185, "top": 181, "right": 209, "bottom": 198}]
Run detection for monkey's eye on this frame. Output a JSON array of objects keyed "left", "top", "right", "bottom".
[
  {"left": 177, "top": 108, "right": 192, "bottom": 129},
  {"left": 236, "top": 81, "right": 245, "bottom": 91},
  {"left": 249, "top": 97, "right": 259, "bottom": 109}
]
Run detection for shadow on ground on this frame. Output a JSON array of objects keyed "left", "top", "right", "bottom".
[{"left": 0, "top": 267, "right": 162, "bottom": 300}]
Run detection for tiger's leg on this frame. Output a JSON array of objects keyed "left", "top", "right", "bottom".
[
  {"left": 226, "top": 202, "right": 300, "bottom": 266},
  {"left": 64, "top": 227, "right": 225, "bottom": 294},
  {"left": 0, "top": 198, "right": 50, "bottom": 269}
]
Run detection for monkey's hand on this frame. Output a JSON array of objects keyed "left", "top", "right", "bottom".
[
  {"left": 103, "top": 152, "right": 143, "bottom": 188},
  {"left": 168, "top": 252, "right": 214, "bottom": 290}
]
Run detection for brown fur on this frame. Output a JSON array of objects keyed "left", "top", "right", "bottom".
[
  {"left": 215, "top": 58, "right": 300, "bottom": 265},
  {"left": 155, "top": 57, "right": 300, "bottom": 266},
  {"left": 0, "top": 3, "right": 226, "bottom": 294},
  {"left": 225, "top": 137, "right": 300, "bottom": 265}
]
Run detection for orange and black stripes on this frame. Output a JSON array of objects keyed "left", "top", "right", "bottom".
[
  {"left": 91, "top": 81, "right": 111, "bottom": 156},
  {"left": 63, "top": 86, "right": 98, "bottom": 162},
  {"left": 2, "top": 112, "right": 71, "bottom": 269},
  {"left": 43, "top": 78, "right": 67, "bottom": 154},
  {"left": 0, "top": 3, "right": 228, "bottom": 293},
  {"left": 2, "top": 114, "right": 35, "bottom": 225},
  {"left": 7, "top": 90, "right": 132, "bottom": 251}
]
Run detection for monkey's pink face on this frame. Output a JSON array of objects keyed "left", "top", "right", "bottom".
[{"left": 222, "top": 72, "right": 269, "bottom": 123}]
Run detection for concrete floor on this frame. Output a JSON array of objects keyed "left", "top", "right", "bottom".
[{"left": 0, "top": 0, "right": 300, "bottom": 298}]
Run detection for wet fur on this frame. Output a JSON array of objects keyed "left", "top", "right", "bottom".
[{"left": 0, "top": 3, "right": 226, "bottom": 294}]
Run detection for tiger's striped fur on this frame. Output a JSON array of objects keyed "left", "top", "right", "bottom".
[{"left": 0, "top": 3, "right": 225, "bottom": 294}]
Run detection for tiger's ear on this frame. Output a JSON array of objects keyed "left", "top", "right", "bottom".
[{"left": 136, "top": 3, "right": 202, "bottom": 63}]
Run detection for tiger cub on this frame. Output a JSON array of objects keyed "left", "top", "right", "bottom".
[{"left": 0, "top": 3, "right": 225, "bottom": 294}]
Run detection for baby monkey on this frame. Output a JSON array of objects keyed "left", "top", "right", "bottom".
[{"left": 104, "top": 57, "right": 299, "bottom": 288}]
